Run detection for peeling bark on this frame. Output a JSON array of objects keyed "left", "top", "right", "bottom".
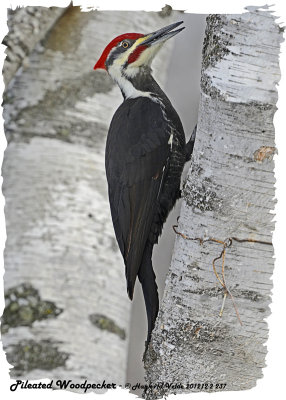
[
  {"left": 144, "top": 7, "right": 283, "bottom": 399},
  {"left": 2, "top": 6, "right": 178, "bottom": 388}
]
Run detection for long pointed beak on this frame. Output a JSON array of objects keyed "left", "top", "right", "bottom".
[{"left": 140, "top": 21, "right": 185, "bottom": 47}]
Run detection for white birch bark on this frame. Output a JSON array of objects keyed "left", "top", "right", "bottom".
[
  {"left": 1, "top": 6, "right": 178, "bottom": 389},
  {"left": 3, "top": 6, "right": 67, "bottom": 87},
  {"left": 144, "top": 7, "right": 283, "bottom": 398}
]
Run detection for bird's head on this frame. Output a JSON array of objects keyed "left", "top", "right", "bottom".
[{"left": 94, "top": 21, "right": 184, "bottom": 82}]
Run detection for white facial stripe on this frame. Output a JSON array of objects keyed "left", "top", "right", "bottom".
[
  {"left": 114, "top": 36, "right": 150, "bottom": 66},
  {"left": 128, "top": 42, "right": 162, "bottom": 68},
  {"left": 108, "top": 63, "right": 152, "bottom": 99}
]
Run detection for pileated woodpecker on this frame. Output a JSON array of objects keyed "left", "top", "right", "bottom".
[{"left": 94, "top": 21, "right": 196, "bottom": 345}]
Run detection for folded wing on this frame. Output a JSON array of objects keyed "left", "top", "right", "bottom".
[{"left": 105, "top": 97, "right": 170, "bottom": 299}]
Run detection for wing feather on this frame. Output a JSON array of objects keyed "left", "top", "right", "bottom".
[{"left": 105, "top": 97, "right": 170, "bottom": 298}]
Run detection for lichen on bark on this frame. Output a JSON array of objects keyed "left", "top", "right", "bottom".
[
  {"left": 89, "top": 314, "right": 126, "bottom": 340},
  {"left": 7, "top": 339, "right": 69, "bottom": 376},
  {"left": 1, "top": 283, "right": 62, "bottom": 334}
]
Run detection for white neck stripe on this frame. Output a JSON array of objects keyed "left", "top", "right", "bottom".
[{"left": 108, "top": 64, "right": 152, "bottom": 99}]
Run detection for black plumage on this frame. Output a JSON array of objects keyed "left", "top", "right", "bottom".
[
  {"left": 106, "top": 92, "right": 194, "bottom": 343},
  {"left": 95, "top": 21, "right": 196, "bottom": 346}
]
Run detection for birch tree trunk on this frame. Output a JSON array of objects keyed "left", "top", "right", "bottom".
[
  {"left": 1, "top": 6, "right": 177, "bottom": 389},
  {"left": 144, "top": 7, "right": 283, "bottom": 398},
  {"left": 2, "top": 6, "right": 67, "bottom": 87}
]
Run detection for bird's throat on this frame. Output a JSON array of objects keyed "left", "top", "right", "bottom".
[{"left": 108, "top": 65, "right": 165, "bottom": 101}]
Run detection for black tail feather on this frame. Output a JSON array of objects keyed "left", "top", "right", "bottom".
[
  {"left": 138, "top": 241, "right": 159, "bottom": 345},
  {"left": 185, "top": 124, "right": 197, "bottom": 161}
]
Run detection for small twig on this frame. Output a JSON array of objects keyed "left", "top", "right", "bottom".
[
  {"left": 227, "top": 286, "right": 243, "bottom": 325},
  {"left": 231, "top": 237, "right": 272, "bottom": 246},
  {"left": 212, "top": 247, "right": 225, "bottom": 288},
  {"left": 173, "top": 225, "right": 272, "bottom": 325},
  {"left": 212, "top": 243, "right": 242, "bottom": 325},
  {"left": 173, "top": 225, "right": 204, "bottom": 245},
  {"left": 219, "top": 292, "right": 227, "bottom": 317},
  {"left": 220, "top": 246, "right": 243, "bottom": 325},
  {"left": 173, "top": 225, "right": 272, "bottom": 248}
]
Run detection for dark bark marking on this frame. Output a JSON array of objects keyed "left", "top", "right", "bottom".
[
  {"left": 183, "top": 177, "right": 223, "bottom": 213},
  {"left": 201, "top": 14, "right": 233, "bottom": 98},
  {"left": 7, "top": 339, "right": 69, "bottom": 376},
  {"left": 89, "top": 313, "right": 126, "bottom": 340},
  {"left": 1, "top": 283, "right": 63, "bottom": 334}
]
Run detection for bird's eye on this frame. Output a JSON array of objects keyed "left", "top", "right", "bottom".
[{"left": 121, "top": 41, "right": 129, "bottom": 49}]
